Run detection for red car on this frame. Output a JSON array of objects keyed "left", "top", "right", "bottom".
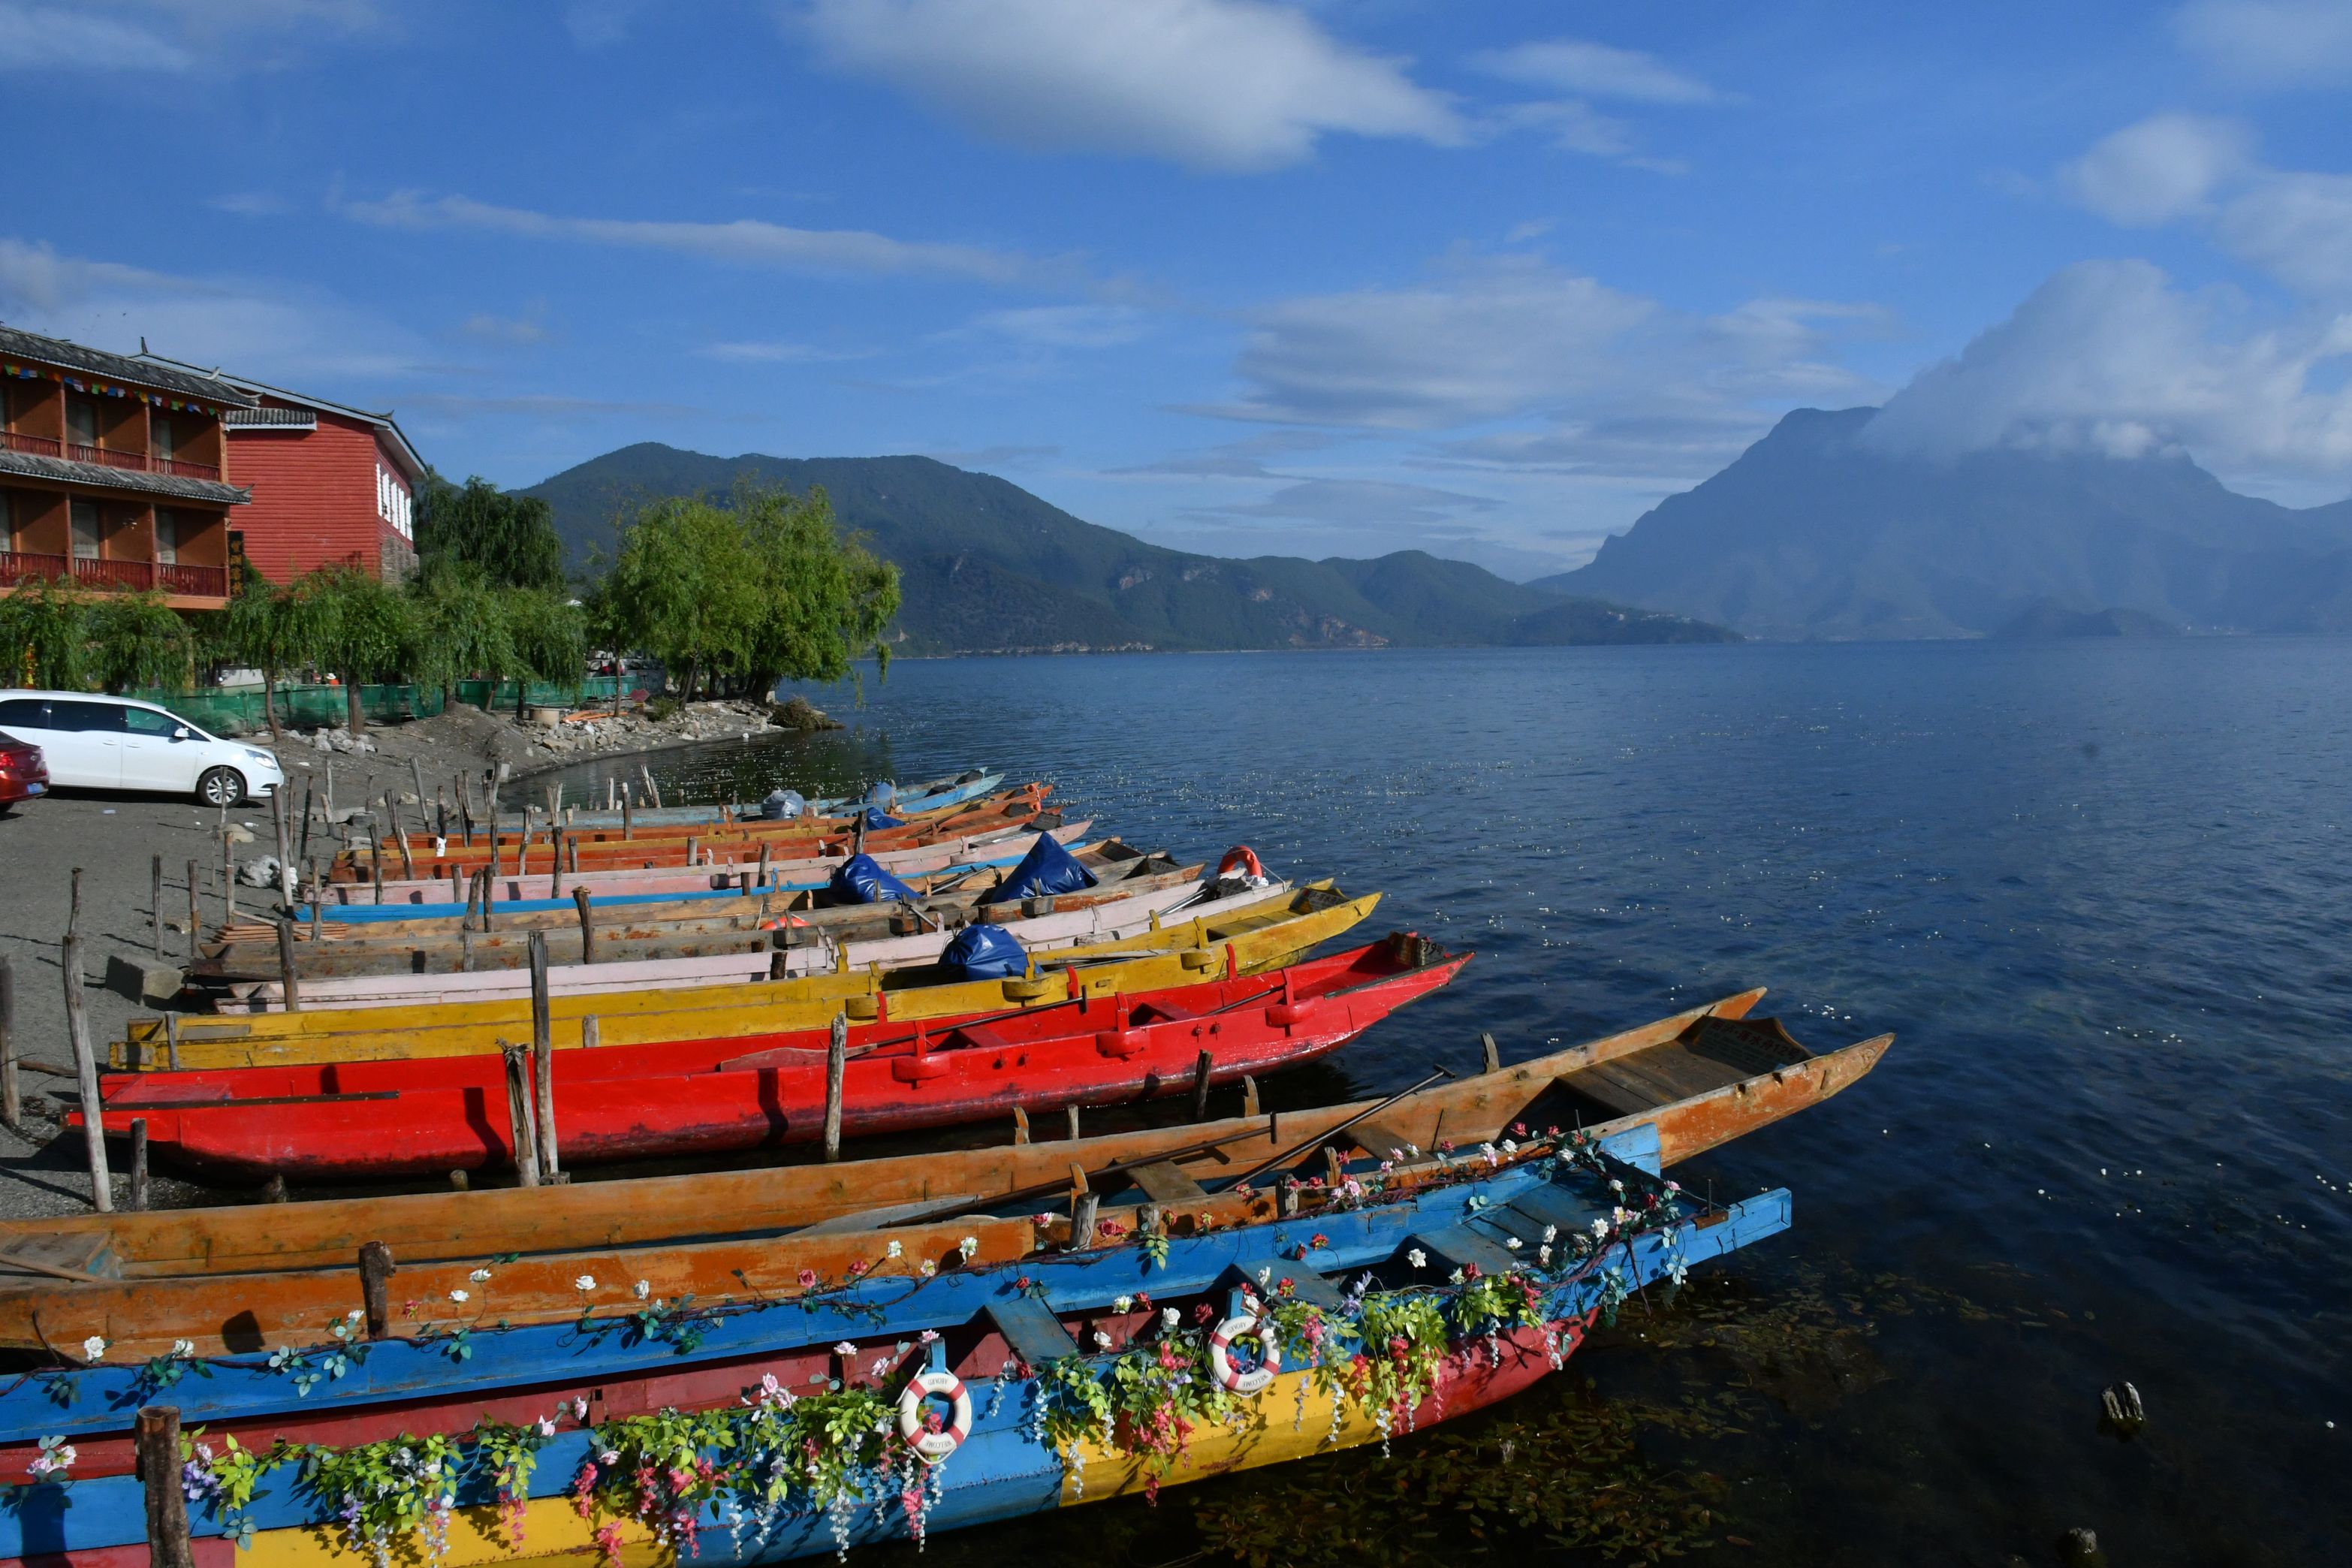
[{"left": 0, "top": 729, "right": 49, "bottom": 812}]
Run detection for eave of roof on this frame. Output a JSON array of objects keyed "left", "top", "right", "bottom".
[
  {"left": 137, "top": 355, "right": 427, "bottom": 481},
  {"left": 0, "top": 325, "right": 258, "bottom": 409},
  {"left": 0, "top": 449, "right": 252, "bottom": 505}
]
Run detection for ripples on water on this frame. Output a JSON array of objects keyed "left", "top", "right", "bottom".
[{"left": 532, "top": 641, "right": 2352, "bottom": 1564}]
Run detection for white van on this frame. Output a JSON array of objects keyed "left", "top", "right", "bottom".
[{"left": 0, "top": 692, "right": 285, "bottom": 807}]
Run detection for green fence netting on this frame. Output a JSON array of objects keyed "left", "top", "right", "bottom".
[{"left": 127, "top": 676, "right": 626, "bottom": 737}]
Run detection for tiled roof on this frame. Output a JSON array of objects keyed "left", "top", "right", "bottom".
[
  {"left": 0, "top": 325, "right": 258, "bottom": 408},
  {"left": 0, "top": 449, "right": 251, "bottom": 505}
]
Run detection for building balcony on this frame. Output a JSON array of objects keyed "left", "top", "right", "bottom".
[
  {"left": 0, "top": 431, "right": 62, "bottom": 459},
  {"left": 41, "top": 436, "right": 221, "bottom": 481},
  {"left": 0, "top": 550, "right": 228, "bottom": 600}
]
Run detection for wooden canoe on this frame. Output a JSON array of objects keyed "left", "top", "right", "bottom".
[
  {"left": 215, "top": 874, "right": 1281, "bottom": 1012},
  {"left": 113, "top": 886, "right": 1383, "bottom": 1069},
  {"left": 192, "top": 846, "right": 1197, "bottom": 982},
  {"left": 16, "top": 986, "right": 1887, "bottom": 1358},
  {"left": 88, "top": 939, "right": 1468, "bottom": 1179}
]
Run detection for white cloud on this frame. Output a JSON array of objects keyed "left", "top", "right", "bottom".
[
  {"left": 799, "top": 0, "right": 1464, "bottom": 172},
  {"left": 2173, "top": 0, "right": 2352, "bottom": 88},
  {"left": 1205, "top": 256, "right": 1889, "bottom": 489},
  {"left": 1470, "top": 38, "right": 1720, "bottom": 105},
  {"left": 0, "top": 5, "right": 190, "bottom": 70},
  {"left": 0, "top": 237, "right": 427, "bottom": 384},
  {"left": 958, "top": 305, "right": 1150, "bottom": 348},
  {"left": 2062, "top": 113, "right": 2254, "bottom": 225},
  {"left": 695, "top": 339, "right": 867, "bottom": 363},
  {"left": 342, "top": 191, "right": 1055, "bottom": 286},
  {"left": 1862, "top": 259, "right": 2352, "bottom": 484},
  {"left": 2061, "top": 114, "right": 2352, "bottom": 299}
]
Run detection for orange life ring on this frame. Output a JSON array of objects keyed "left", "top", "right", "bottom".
[{"left": 1217, "top": 846, "right": 1266, "bottom": 881}]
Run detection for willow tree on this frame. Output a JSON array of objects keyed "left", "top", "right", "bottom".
[
  {"left": 89, "top": 590, "right": 197, "bottom": 692},
  {"left": 416, "top": 472, "right": 568, "bottom": 592},
  {"left": 406, "top": 559, "right": 517, "bottom": 711},
  {"left": 209, "top": 565, "right": 330, "bottom": 738},
  {"left": 592, "top": 485, "right": 898, "bottom": 704},
  {"left": 0, "top": 574, "right": 92, "bottom": 690},
  {"left": 501, "top": 586, "right": 588, "bottom": 716},
  {"left": 309, "top": 566, "right": 415, "bottom": 733}
]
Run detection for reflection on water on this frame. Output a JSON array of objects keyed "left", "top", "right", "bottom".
[{"left": 526, "top": 641, "right": 2352, "bottom": 1562}]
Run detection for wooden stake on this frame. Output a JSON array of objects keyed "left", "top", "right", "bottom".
[
  {"left": 276, "top": 916, "right": 301, "bottom": 1012},
  {"left": 299, "top": 776, "right": 314, "bottom": 864},
  {"left": 366, "top": 824, "right": 382, "bottom": 906},
  {"left": 0, "top": 954, "right": 17, "bottom": 1132},
  {"left": 1481, "top": 1031, "right": 1501, "bottom": 1075},
  {"left": 270, "top": 784, "right": 294, "bottom": 908},
  {"left": 135, "top": 1406, "right": 195, "bottom": 1568},
  {"left": 223, "top": 834, "right": 237, "bottom": 923},
  {"left": 822, "top": 1013, "right": 846, "bottom": 1162},
  {"left": 501, "top": 1042, "right": 541, "bottom": 1186},
  {"left": 1242, "top": 1074, "right": 1260, "bottom": 1119},
  {"left": 62, "top": 933, "right": 112, "bottom": 1213},
  {"left": 357, "top": 1241, "right": 394, "bottom": 1338},
  {"left": 1190, "top": 1048, "right": 1215, "bottom": 1121},
  {"left": 550, "top": 827, "right": 565, "bottom": 900},
  {"left": 385, "top": 792, "right": 414, "bottom": 879},
  {"left": 641, "top": 762, "right": 662, "bottom": 810},
  {"left": 1067, "top": 1103, "right": 1081, "bottom": 1141},
  {"left": 529, "top": 933, "right": 559, "bottom": 1180},
  {"left": 1069, "top": 1192, "right": 1099, "bottom": 1252},
  {"left": 411, "top": 757, "right": 429, "bottom": 821},
  {"left": 149, "top": 854, "right": 164, "bottom": 957},
  {"left": 573, "top": 885, "right": 596, "bottom": 961},
  {"left": 621, "top": 784, "right": 633, "bottom": 840},
  {"left": 185, "top": 858, "right": 201, "bottom": 963},
  {"left": 164, "top": 1012, "right": 180, "bottom": 1071},
  {"left": 1012, "top": 1104, "right": 1029, "bottom": 1144},
  {"left": 480, "top": 864, "right": 496, "bottom": 932},
  {"left": 128, "top": 1119, "right": 149, "bottom": 1211}
]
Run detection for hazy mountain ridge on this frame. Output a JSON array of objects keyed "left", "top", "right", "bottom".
[
  {"left": 1536, "top": 407, "right": 2352, "bottom": 639},
  {"left": 523, "top": 444, "right": 1737, "bottom": 654}
]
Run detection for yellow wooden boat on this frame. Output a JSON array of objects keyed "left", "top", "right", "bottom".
[{"left": 118, "top": 885, "right": 1380, "bottom": 1071}]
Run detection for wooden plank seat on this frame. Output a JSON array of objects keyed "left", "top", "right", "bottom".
[{"left": 1227, "top": 1258, "right": 1347, "bottom": 1310}]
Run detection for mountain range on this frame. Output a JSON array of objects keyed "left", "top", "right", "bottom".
[
  {"left": 523, "top": 445, "right": 1738, "bottom": 655},
  {"left": 1535, "top": 407, "right": 2352, "bottom": 639}
]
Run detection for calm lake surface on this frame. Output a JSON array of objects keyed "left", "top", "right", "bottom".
[{"left": 538, "top": 641, "right": 2352, "bottom": 1566}]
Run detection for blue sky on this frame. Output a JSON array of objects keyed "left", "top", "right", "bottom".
[{"left": 5, "top": 0, "right": 2349, "bottom": 579}]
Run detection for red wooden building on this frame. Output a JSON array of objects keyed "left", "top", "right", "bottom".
[
  {"left": 1, "top": 325, "right": 252, "bottom": 610},
  {"left": 140, "top": 355, "right": 427, "bottom": 586}
]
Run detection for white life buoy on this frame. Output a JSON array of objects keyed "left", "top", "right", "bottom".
[
  {"left": 897, "top": 1367, "right": 972, "bottom": 1464},
  {"left": 1207, "top": 1299, "right": 1282, "bottom": 1395}
]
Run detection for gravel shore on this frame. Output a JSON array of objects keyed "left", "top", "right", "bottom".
[{"left": 0, "top": 695, "right": 825, "bottom": 1223}]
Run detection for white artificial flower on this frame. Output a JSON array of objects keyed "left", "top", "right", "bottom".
[
  {"left": 885, "top": 1240, "right": 903, "bottom": 1259},
  {"left": 574, "top": 1275, "right": 597, "bottom": 1292},
  {"left": 958, "top": 1236, "right": 979, "bottom": 1260},
  {"left": 1092, "top": 1330, "right": 1111, "bottom": 1349},
  {"left": 1591, "top": 1218, "right": 1609, "bottom": 1238},
  {"left": 573, "top": 1398, "right": 590, "bottom": 1419},
  {"left": 1162, "top": 1308, "right": 1181, "bottom": 1331},
  {"left": 448, "top": 1289, "right": 469, "bottom": 1304},
  {"left": 171, "top": 1338, "right": 196, "bottom": 1358},
  {"left": 1539, "top": 1246, "right": 1553, "bottom": 1266},
  {"left": 1408, "top": 1248, "right": 1428, "bottom": 1269},
  {"left": 920, "top": 1260, "right": 938, "bottom": 1277},
  {"left": 599, "top": 1449, "right": 620, "bottom": 1467},
  {"left": 1448, "top": 1268, "right": 1465, "bottom": 1285},
  {"left": 1113, "top": 1295, "right": 1133, "bottom": 1313},
  {"left": 469, "top": 1268, "right": 493, "bottom": 1283},
  {"left": 1542, "top": 1225, "right": 1558, "bottom": 1244},
  {"left": 1607, "top": 1179, "right": 1624, "bottom": 1194},
  {"left": 1501, "top": 1138, "right": 1518, "bottom": 1153},
  {"left": 919, "top": 1328, "right": 939, "bottom": 1343},
  {"left": 870, "top": 1356, "right": 892, "bottom": 1379},
  {"left": 536, "top": 1418, "right": 556, "bottom": 1437},
  {"left": 345, "top": 1308, "right": 365, "bottom": 1322},
  {"left": 1504, "top": 1236, "right": 1522, "bottom": 1250},
  {"left": 833, "top": 1341, "right": 858, "bottom": 1356},
  {"left": 633, "top": 1280, "right": 652, "bottom": 1300},
  {"left": 80, "top": 1337, "right": 105, "bottom": 1362}
]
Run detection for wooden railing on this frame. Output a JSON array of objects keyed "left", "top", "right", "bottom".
[
  {"left": 0, "top": 430, "right": 63, "bottom": 458},
  {"left": 153, "top": 456, "right": 222, "bottom": 480},
  {"left": 5, "top": 430, "right": 222, "bottom": 480},
  {"left": 0, "top": 552, "right": 227, "bottom": 599}
]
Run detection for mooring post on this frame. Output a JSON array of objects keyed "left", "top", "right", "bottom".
[
  {"left": 62, "top": 933, "right": 112, "bottom": 1212},
  {"left": 276, "top": 916, "right": 301, "bottom": 1012},
  {"left": 1481, "top": 1032, "right": 1501, "bottom": 1075},
  {"left": 185, "top": 858, "right": 201, "bottom": 963},
  {"left": 0, "top": 953, "right": 17, "bottom": 1132},
  {"left": 1190, "top": 1048, "right": 1215, "bottom": 1121},
  {"left": 529, "top": 932, "right": 560, "bottom": 1181},
  {"left": 128, "top": 1119, "right": 149, "bottom": 1211},
  {"left": 135, "top": 1406, "right": 195, "bottom": 1568},
  {"left": 574, "top": 885, "right": 596, "bottom": 961},
  {"left": 149, "top": 855, "right": 164, "bottom": 957},
  {"left": 822, "top": 1012, "right": 846, "bottom": 1162},
  {"left": 358, "top": 1241, "right": 395, "bottom": 1338},
  {"left": 500, "top": 1042, "right": 541, "bottom": 1187}
]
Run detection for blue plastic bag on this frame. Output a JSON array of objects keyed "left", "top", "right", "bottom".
[
  {"left": 941, "top": 922, "right": 1028, "bottom": 980},
  {"left": 860, "top": 807, "right": 906, "bottom": 830},
  {"left": 980, "top": 833, "right": 1101, "bottom": 906},
  {"left": 761, "top": 789, "right": 807, "bottom": 821},
  {"left": 829, "top": 853, "right": 919, "bottom": 904}
]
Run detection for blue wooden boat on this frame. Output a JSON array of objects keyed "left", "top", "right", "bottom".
[{"left": 0, "top": 1124, "right": 1787, "bottom": 1565}]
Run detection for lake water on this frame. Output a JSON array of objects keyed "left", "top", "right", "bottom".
[{"left": 537, "top": 641, "right": 2352, "bottom": 1566}]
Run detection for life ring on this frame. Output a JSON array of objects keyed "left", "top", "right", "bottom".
[
  {"left": 897, "top": 1367, "right": 972, "bottom": 1464},
  {"left": 1217, "top": 846, "right": 1266, "bottom": 882},
  {"left": 1207, "top": 1299, "right": 1281, "bottom": 1395}
]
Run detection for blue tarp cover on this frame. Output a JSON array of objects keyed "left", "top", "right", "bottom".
[
  {"left": 941, "top": 922, "right": 1028, "bottom": 980},
  {"left": 980, "top": 832, "right": 1101, "bottom": 906},
  {"left": 761, "top": 789, "right": 807, "bottom": 821},
  {"left": 860, "top": 807, "right": 906, "bottom": 830},
  {"left": 829, "top": 853, "right": 919, "bottom": 904}
]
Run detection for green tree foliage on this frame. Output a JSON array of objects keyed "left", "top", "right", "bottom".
[
  {"left": 417, "top": 472, "right": 568, "bottom": 592},
  {"left": 308, "top": 566, "right": 416, "bottom": 732},
  {"left": 406, "top": 559, "right": 517, "bottom": 707},
  {"left": 88, "top": 590, "right": 197, "bottom": 692},
  {"left": 500, "top": 586, "right": 588, "bottom": 713},
  {"left": 0, "top": 574, "right": 94, "bottom": 689},
  {"left": 591, "top": 485, "right": 898, "bottom": 703},
  {"left": 207, "top": 565, "right": 330, "bottom": 739}
]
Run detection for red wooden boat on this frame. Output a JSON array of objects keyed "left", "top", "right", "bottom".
[{"left": 89, "top": 938, "right": 1470, "bottom": 1181}]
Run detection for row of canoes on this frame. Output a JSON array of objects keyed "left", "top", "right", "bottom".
[{"left": 0, "top": 761, "right": 1892, "bottom": 1566}]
